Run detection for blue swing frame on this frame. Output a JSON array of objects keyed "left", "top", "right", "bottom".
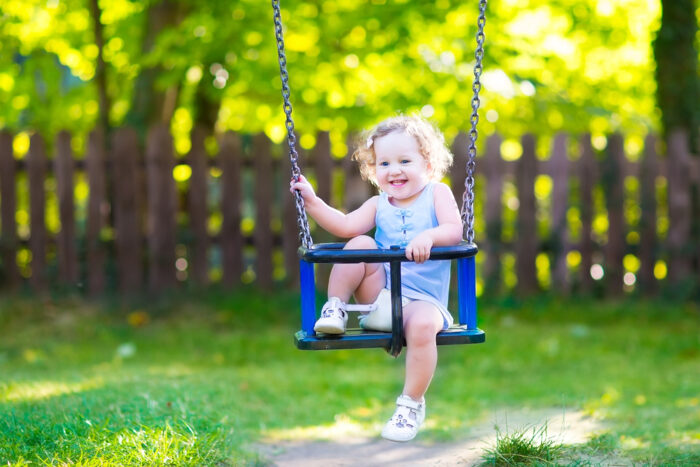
[{"left": 295, "top": 241, "right": 485, "bottom": 356}]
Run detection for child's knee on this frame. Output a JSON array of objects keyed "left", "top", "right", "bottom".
[
  {"left": 345, "top": 235, "right": 377, "bottom": 249},
  {"left": 405, "top": 314, "right": 441, "bottom": 345}
]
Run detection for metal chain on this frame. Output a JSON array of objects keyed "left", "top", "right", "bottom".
[
  {"left": 272, "top": 0, "right": 313, "bottom": 248},
  {"left": 461, "top": 0, "right": 487, "bottom": 244}
]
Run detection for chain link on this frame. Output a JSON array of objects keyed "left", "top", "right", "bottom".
[
  {"left": 461, "top": 0, "right": 487, "bottom": 244},
  {"left": 272, "top": 0, "right": 313, "bottom": 248}
]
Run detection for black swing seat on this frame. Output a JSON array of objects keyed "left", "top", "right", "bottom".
[
  {"left": 295, "top": 242, "right": 485, "bottom": 356},
  {"left": 295, "top": 326, "right": 486, "bottom": 351}
]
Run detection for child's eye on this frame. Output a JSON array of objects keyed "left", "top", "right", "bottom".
[
  {"left": 401, "top": 159, "right": 410, "bottom": 164},
  {"left": 379, "top": 161, "right": 389, "bottom": 167}
]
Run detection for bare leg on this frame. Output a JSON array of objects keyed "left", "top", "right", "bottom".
[
  {"left": 401, "top": 301, "right": 444, "bottom": 401},
  {"left": 327, "top": 235, "right": 386, "bottom": 303}
]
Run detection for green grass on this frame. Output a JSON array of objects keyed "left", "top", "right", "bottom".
[
  {"left": 0, "top": 290, "right": 699, "bottom": 465},
  {"left": 479, "top": 424, "right": 564, "bottom": 466}
]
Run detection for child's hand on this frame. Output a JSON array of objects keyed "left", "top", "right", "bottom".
[
  {"left": 289, "top": 174, "right": 317, "bottom": 204},
  {"left": 406, "top": 232, "right": 433, "bottom": 264}
]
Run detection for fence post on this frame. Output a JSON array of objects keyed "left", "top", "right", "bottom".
[
  {"left": 638, "top": 134, "right": 658, "bottom": 294},
  {"left": 282, "top": 137, "right": 300, "bottom": 286},
  {"left": 220, "top": 131, "right": 243, "bottom": 287},
  {"left": 28, "top": 134, "right": 47, "bottom": 292},
  {"left": 578, "top": 134, "right": 596, "bottom": 293},
  {"left": 253, "top": 133, "right": 274, "bottom": 289},
  {"left": 146, "top": 124, "right": 177, "bottom": 292},
  {"left": 602, "top": 133, "right": 625, "bottom": 295},
  {"left": 312, "top": 131, "right": 334, "bottom": 287},
  {"left": 85, "top": 129, "right": 107, "bottom": 296},
  {"left": 550, "top": 132, "right": 569, "bottom": 293},
  {"left": 112, "top": 127, "right": 143, "bottom": 294},
  {"left": 55, "top": 131, "right": 78, "bottom": 287},
  {"left": 0, "top": 131, "right": 19, "bottom": 289},
  {"left": 666, "top": 129, "right": 693, "bottom": 286},
  {"left": 314, "top": 131, "right": 332, "bottom": 206},
  {"left": 450, "top": 132, "right": 469, "bottom": 211},
  {"left": 515, "top": 133, "right": 538, "bottom": 294},
  {"left": 343, "top": 135, "right": 370, "bottom": 213},
  {"left": 482, "top": 133, "right": 503, "bottom": 294},
  {"left": 187, "top": 126, "right": 210, "bottom": 286}
]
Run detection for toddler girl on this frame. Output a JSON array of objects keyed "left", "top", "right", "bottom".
[{"left": 290, "top": 115, "right": 463, "bottom": 442}]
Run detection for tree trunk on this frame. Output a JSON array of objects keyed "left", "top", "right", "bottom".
[
  {"left": 88, "top": 0, "right": 110, "bottom": 141},
  {"left": 653, "top": 0, "right": 700, "bottom": 152},
  {"left": 125, "top": 0, "right": 183, "bottom": 135}
]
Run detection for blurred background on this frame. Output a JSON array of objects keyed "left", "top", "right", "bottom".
[
  {"left": 0, "top": 0, "right": 698, "bottom": 299},
  {"left": 0, "top": 2, "right": 699, "bottom": 465}
]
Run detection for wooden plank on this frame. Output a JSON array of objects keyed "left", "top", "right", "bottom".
[
  {"left": 665, "top": 129, "right": 692, "bottom": 285},
  {"left": 342, "top": 135, "right": 370, "bottom": 213},
  {"left": 314, "top": 131, "right": 332, "bottom": 203},
  {"left": 578, "top": 134, "right": 596, "bottom": 293},
  {"left": 253, "top": 133, "right": 273, "bottom": 289},
  {"left": 312, "top": 131, "right": 334, "bottom": 251},
  {"left": 602, "top": 133, "right": 625, "bottom": 295},
  {"left": 449, "top": 131, "right": 469, "bottom": 211},
  {"left": 0, "top": 130, "right": 19, "bottom": 289},
  {"left": 112, "top": 127, "right": 143, "bottom": 293},
  {"left": 187, "top": 126, "right": 209, "bottom": 286},
  {"left": 549, "top": 132, "right": 569, "bottom": 292},
  {"left": 219, "top": 131, "right": 243, "bottom": 287},
  {"left": 28, "top": 133, "right": 47, "bottom": 292},
  {"left": 482, "top": 133, "right": 503, "bottom": 294},
  {"left": 146, "top": 124, "right": 177, "bottom": 292},
  {"left": 85, "top": 129, "right": 106, "bottom": 296},
  {"left": 515, "top": 133, "right": 538, "bottom": 294},
  {"left": 55, "top": 131, "right": 78, "bottom": 286},
  {"left": 281, "top": 138, "right": 299, "bottom": 286},
  {"left": 638, "top": 134, "right": 657, "bottom": 294}
]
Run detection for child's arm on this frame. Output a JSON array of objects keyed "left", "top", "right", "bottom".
[
  {"left": 290, "top": 174, "right": 377, "bottom": 238},
  {"left": 405, "top": 182, "right": 463, "bottom": 263}
]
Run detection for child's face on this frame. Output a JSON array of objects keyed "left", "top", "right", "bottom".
[{"left": 373, "top": 130, "right": 431, "bottom": 207}]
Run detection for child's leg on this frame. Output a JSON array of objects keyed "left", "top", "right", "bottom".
[
  {"left": 328, "top": 235, "right": 386, "bottom": 303},
  {"left": 401, "top": 301, "right": 444, "bottom": 401},
  {"left": 381, "top": 301, "right": 442, "bottom": 442}
]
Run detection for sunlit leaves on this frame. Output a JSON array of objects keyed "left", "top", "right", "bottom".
[{"left": 0, "top": 0, "right": 680, "bottom": 147}]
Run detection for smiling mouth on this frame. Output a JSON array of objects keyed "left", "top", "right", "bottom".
[{"left": 390, "top": 180, "right": 407, "bottom": 186}]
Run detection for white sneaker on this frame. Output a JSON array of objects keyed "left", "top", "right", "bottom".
[
  {"left": 314, "top": 297, "right": 347, "bottom": 334},
  {"left": 381, "top": 395, "right": 426, "bottom": 442}
]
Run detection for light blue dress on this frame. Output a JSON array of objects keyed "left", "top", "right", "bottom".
[{"left": 374, "top": 182, "right": 454, "bottom": 329}]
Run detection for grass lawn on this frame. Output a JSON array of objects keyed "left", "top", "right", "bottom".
[{"left": 0, "top": 289, "right": 698, "bottom": 465}]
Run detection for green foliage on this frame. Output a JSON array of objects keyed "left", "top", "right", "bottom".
[{"left": 3, "top": 0, "right": 693, "bottom": 152}]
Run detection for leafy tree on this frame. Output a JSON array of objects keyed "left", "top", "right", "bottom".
[{"left": 1, "top": 0, "right": 695, "bottom": 159}]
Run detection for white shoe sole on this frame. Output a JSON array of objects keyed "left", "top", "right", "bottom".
[{"left": 314, "top": 322, "right": 345, "bottom": 334}]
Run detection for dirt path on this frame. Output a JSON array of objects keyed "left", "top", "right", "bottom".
[{"left": 257, "top": 408, "right": 611, "bottom": 466}]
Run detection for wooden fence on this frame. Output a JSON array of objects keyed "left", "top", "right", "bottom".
[{"left": 0, "top": 125, "right": 698, "bottom": 297}]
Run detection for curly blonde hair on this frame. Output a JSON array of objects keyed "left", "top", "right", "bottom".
[{"left": 352, "top": 115, "right": 453, "bottom": 186}]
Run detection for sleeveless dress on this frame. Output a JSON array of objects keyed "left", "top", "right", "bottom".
[{"left": 374, "top": 182, "right": 454, "bottom": 329}]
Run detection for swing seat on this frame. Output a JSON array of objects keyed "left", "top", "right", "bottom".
[{"left": 295, "top": 242, "right": 485, "bottom": 356}]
